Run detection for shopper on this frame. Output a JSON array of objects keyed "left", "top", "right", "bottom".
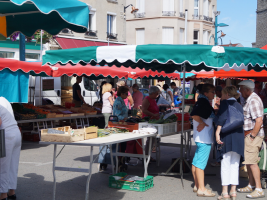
[
  {"left": 214, "top": 86, "right": 244, "bottom": 200},
  {"left": 237, "top": 80, "right": 265, "bottom": 199},
  {"left": 170, "top": 82, "right": 180, "bottom": 96},
  {"left": 194, "top": 82, "right": 204, "bottom": 102},
  {"left": 132, "top": 84, "right": 143, "bottom": 109},
  {"left": 190, "top": 84, "right": 216, "bottom": 197},
  {"left": 254, "top": 81, "right": 262, "bottom": 96},
  {"left": 99, "top": 81, "right": 107, "bottom": 103},
  {"left": 259, "top": 83, "right": 267, "bottom": 108},
  {"left": 113, "top": 86, "right": 129, "bottom": 121},
  {"left": 163, "top": 84, "right": 174, "bottom": 107},
  {"left": 101, "top": 83, "right": 114, "bottom": 128},
  {"left": 142, "top": 86, "right": 160, "bottom": 161},
  {"left": 115, "top": 81, "right": 133, "bottom": 109},
  {"left": 72, "top": 76, "right": 87, "bottom": 107},
  {"left": 0, "top": 98, "right": 21, "bottom": 200}
]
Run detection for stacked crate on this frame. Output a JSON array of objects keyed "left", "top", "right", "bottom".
[{"left": 61, "top": 86, "right": 73, "bottom": 106}]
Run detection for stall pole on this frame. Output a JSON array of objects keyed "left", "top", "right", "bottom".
[{"left": 184, "top": 9, "right": 188, "bottom": 44}]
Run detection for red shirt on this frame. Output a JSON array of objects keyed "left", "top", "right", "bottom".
[{"left": 142, "top": 96, "right": 159, "bottom": 118}]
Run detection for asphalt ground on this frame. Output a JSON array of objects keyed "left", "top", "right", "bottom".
[{"left": 16, "top": 134, "right": 258, "bottom": 200}]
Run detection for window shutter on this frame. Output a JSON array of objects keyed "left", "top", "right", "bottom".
[
  {"left": 162, "top": 27, "right": 174, "bottom": 44},
  {"left": 169, "top": 0, "right": 174, "bottom": 12},
  {"left": 136, "top": 29, "right": 145, "bottom": 45},
  {"left": 180, "top": 28, "right": 184, "bottom": 44},
  {"left": 180, "top": 0, "right": 183, "bottom": 12},
  {"left": 163, "top": 0, "right": 169, "bottom": 11}
]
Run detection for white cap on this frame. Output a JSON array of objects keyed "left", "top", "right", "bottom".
[{"left": 238, "top": 80, "right": 255, "bottom": 89}]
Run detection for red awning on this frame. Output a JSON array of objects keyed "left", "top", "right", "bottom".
[
  {"left": 51, "top": 64, "right": 180, "bottom": 79},
  {"left": 186, "top": 69, "right": 267, "bottom": 81},
  {"left": 261, "top": 45, "right": 267, "bottom": 50},
  {"left": 0, "top": 58, "right": 52, "bottom": 76},
  {"left": 55, "top": 37, "right": 124, "bottom": 49}
]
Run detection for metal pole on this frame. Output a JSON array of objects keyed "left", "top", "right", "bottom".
[
  {"left": 181, "top": 63, "right": 186, "bottom": 145},
  {"left": 40, "top": 30, "right": 43, "bottom": 61},
  {"left": 184, "top": 9, "right": 188, "bottom": 44},
  {"left": 19, "top": 33, "right": 25, "bottom": 61},
  {"left": 214, "top": 15, "right": 218, "bottom": 45}
]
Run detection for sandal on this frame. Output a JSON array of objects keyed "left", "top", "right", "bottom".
[
  {"left": 193, "top": 185, "right": 197, "bottom": 193},
  {"left": 197, "top": 189, "right": 216, "bottom": 197},
  {"left": 217, "top": 193, "right": 231, "bottom": 200},
  {"left": 230, "top": 192, "right": 237, "bottom": 200},
  {"left": 246, "top": 190, "right": 265, "bottom": 199},
  {"left": 237, "top": 185, "right": 254, "bottom": 193}
]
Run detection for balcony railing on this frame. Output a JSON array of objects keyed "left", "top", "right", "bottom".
[
  {"left": 135, "top": 12, "right": 145, "bottom": 18},
  {"left": 60, "top": 28, "right": 73, "bottom": 34},
  {"left": 192, "top": 14, "right": 200, "bottom": 20},
  {"left": 162, "top": 11, "right": 176, "bottom": 16},
  {"left": 107, "top": 0, "right": 118, "bottom": 3},
  {"left": 203, "top": 15, "right": 213, "bottom": 22},
  {"left": 107, "top": 32, "right": 118, "bottom": 40},
  {"left": 85, "top": 30, "right": 97, "bottom": 37},
  {"left": 179, "top": 12, "right": 185, "bottom": 18}
]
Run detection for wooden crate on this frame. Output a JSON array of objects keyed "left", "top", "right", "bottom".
[
  {"left": 46, "top": 113, "right": 57, "bottom": 118},
  {"left": 41, "top": 126, "right": 85, "bottom": 143},
  {"left": 84, "top": 127, "right": 98, "bottom": 140}
]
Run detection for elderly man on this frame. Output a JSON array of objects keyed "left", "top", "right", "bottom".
[{"left": 237, "top": 80, "right": 265, "bottom": 199}]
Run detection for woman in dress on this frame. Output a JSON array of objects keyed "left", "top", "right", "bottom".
[
  {"left": 115, "top": 81, "right": 133, "bottom": 109},
  {"left": 190, "top": 84, "right": 216, "bottom": 197},
  {"left": 142, "top": 86, "right": 160, "bottom": 160},
  {"left": 215, "top": 86, "right": 244, "bottom": 200},
  {"left": 132, "top": 84, "right": 143, "bottom": 109}
]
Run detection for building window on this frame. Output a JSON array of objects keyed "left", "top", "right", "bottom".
[
  {"left": 136, "top": 28, "right": 145, "bottom": 45},
  {"left": 136, "top": 0, "right": 145, "bottom": 18},
  {"left": 194, "top": 0, "right": 199, "bottom": 19},
  {"left": 179, "top": 28, "right": 184, "bottom": 44},
  {"left": 85, "top": 10, "right": 97, "bottom": 37},
  {"left": 25, "top": 53, "right": 40, "bottom": 60},
  {"left": 0, "top": 51, "right": 15, "bottom": 58},
  {"left": 193, "top": 30, "right": 199, "bottom": 44},
  {"left": 162, "top": 27, "right": 174, "bottom": 44},
  {"left": 180, "top": 0, "right": 183, "bottom": 12},
  {"left": 162, "top": 0, "right": 175, "bottom": 16},
  {"left": 107, "top": 13, "right": 117, "bottom": 39}
]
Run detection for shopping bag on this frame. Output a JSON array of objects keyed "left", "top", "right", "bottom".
[{"left": 258, "top": 141, "right": 267, "bottom": 171}]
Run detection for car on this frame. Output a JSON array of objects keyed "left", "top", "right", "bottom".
[{"left": 139, "top": 88, "right": 149, "bottom": 99}]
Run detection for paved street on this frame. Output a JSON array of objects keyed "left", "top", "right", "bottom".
[{"left": 17, "top": 134, "right": 253, "bottom": 200}]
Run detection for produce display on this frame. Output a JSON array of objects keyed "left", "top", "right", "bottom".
[
  {"left": 12, "top": 103, "right": 99, "bottom": 120},
  {"left": 148, "top": 114, "right": 178, "bottom": 124},
  {"left": 98, "top": 127, "right": 129, "bottom": 137}
]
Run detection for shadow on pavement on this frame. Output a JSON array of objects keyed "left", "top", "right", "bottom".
[
  {"left": 17, "top": 173, "right": 126, "bottom": 200},
  {"left": 21, "top": 141, "right": 49, "bottom": 151}
]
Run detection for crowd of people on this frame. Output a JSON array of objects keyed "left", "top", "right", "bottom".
[{"left": 190, "top": 80, "right": 265, "bottom": 199}]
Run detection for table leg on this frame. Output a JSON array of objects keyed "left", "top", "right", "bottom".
[
  {"left": 142, "top": 137, "right": 152, "bottom": 178},
  {"left": 85, "top": 146, "right": 94, "bottom": 200},
  {"left": 109, "top": 144, "right": 115, "bottom": 175},
  {"left": 52, "top": 144, "right": 57, "bottom": 200},
  {"left": 115, "top": 143, "right": 119, "bottom": 174}
]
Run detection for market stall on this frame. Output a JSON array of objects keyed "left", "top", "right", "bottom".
[{"left": 42, "top": 44, "right": 267, "bottom": 185}]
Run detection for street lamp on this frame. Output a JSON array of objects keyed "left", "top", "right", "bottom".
[
  {"left": 124, "top": 4, "right": 138, "bottom": 19},
  {"left": 214, "top": 11, "right": 229, "bottom": 45}
]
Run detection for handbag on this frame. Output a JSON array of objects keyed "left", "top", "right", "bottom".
[
  {"left": 221, "top": 101, "right": 244, "bottom": 133},
  {"left": 258, "top": 141, "right": 267, "bottom": 171}
]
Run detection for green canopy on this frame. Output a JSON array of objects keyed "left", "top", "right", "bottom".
[
  {"left": 42, "top": 44, "right": 267, "bottom": 72},
  {"left": 0, "top": 0, "right": 89, "bottom": 38}
]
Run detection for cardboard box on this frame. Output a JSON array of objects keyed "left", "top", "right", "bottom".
[
  {"left": 84, "top": 127, "right": 98, "bottom": 140},
  {"left": 41, "top": 126, "right": 85, "bottom": 143}
]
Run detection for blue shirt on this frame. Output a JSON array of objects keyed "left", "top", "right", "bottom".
[{"left": 113, "top": 96, "right": 128, "bottom": 121}]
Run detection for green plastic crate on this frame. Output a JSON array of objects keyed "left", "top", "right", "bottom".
[{"left": 109, "top": 172, "right": 154, "bottom": 192}]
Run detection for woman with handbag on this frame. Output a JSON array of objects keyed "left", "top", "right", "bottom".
[
  {"left": 190, "top": 84, "right": 216, "bottom": 197},
  {"left": 215, "top": 86, "right": 244, "bottom": 200}
]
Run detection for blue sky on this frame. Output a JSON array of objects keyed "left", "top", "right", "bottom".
[{"left": 217, "top": 0, "right": 257, "bottom": 47}]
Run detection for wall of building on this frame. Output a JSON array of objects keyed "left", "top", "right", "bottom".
[
  {"left": 256, "top": 0, "right": 267, "bottom": 48},
  {"left": 126, "top": 0, "right": 216, "bottom": 45},
  {"left": 73, "top": 0, "right": 127, "bottom": 43}
]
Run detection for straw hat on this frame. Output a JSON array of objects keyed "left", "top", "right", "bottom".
[{"left": 116, "top": 81, "right": 126, "bottom": 87}]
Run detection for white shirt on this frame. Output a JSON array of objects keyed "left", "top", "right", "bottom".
[
  {"left": 0, "top": 97, "right": 14, "bottom": 117},
  {"left": 193, "top": 118, "right": 214, "bottom": 144},
  {"left": 157, "top": 94, "right": 171, "bottom": 106},
  {"left": 165, "top": 88, "right": 172, "bottom": 104},
  {"left": 0, "top": 104, "right": 17, "bottom": 130},
  {"left": 102, "top": 92, "right": 112, "bottom": 113}
]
